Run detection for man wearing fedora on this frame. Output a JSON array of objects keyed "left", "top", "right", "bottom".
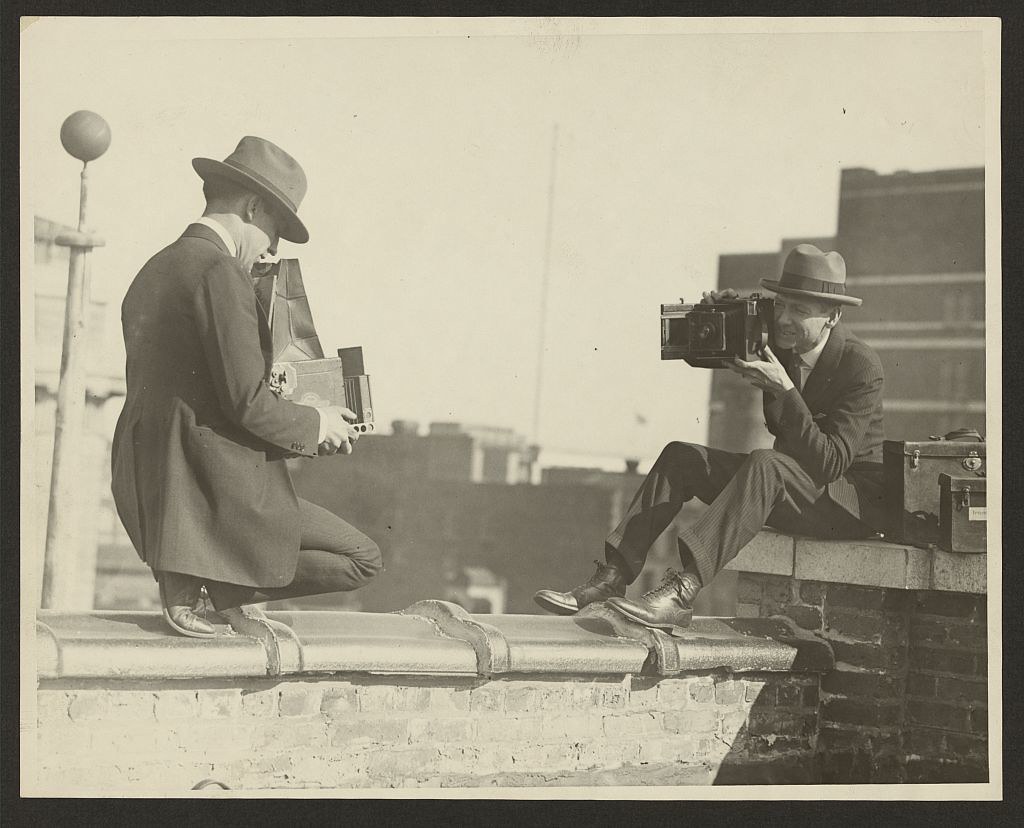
[
  {"left": 535, "top": 244, "right": 885, "bottom": 634},
  {"left": 111, "top": 136, "right": 382, "bottom": 638}
]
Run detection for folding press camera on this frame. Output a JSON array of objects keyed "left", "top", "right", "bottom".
[
  {"left": 660, "top": 295, "right": 775, "bottom": 368},
  {"left": 254, "top": 259, "right": 375, "bottom": 434}
]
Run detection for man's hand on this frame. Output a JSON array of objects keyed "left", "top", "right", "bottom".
[
  {"left": 727, "top": 344, "right": 795, "bottom": 395},
  {"left": 317, "top": 405, "right": 362, "bottom": 456},
  {"left": 700, "top": 288, "right": 742, "bottom": 305}
]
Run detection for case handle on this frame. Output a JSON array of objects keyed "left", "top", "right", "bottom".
[{"left": 930, "top": 427, "right": 984, "bottom": 442}]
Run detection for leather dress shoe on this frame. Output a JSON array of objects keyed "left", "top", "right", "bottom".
[
  {"left": 605, "top": 568, "right": 701, "bottom": 636},
  {"left": 159, "top": 571, "right": 216, "bottom": 638},
  {"left": 534, "top": 560, "right": 627, "bottom": 615}
]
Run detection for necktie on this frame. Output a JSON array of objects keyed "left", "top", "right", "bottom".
[{"left": 788, "top": 355, "right": 804, "bottom": 393}]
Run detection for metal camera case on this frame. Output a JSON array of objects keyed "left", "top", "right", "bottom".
[{"left": 660, "top": 295, "right": 774, "bottom": 368}]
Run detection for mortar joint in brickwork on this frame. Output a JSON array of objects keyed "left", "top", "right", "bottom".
[
  {"left": 821, "top": 629, "right": 887, "bottom": 646},
  {"left": 832, "top": 661, "right": 886, "bottom": 675},
  {"left": 912, "top": 612, "right": 986, "bottom": 630}
]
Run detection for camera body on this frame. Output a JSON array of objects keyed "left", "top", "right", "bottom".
[
  {"left": 660, "top": 295, "right": 774, "bottom": 368},
  {"left": 269, "top": 347, "right": 375, "bottom": 434},
  {"left": 254, "top": 259, "right": 375, "bottom": 434}
]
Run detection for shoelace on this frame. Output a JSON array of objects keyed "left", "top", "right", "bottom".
[
  {"left": 197, "top": 587, "right": 215, "bottom": 621},
  {"left": 586, "top": 559, "right": 612, "bottom": 584},
  {"left": 640, "top": 568, "right": 684, "bottom": 600}
]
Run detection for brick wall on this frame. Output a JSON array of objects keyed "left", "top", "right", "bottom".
[
  {"left": 34, "top": 670, "right": 824, "bottom": 791},
  {"left": 736, "top": 572, "right": 988, "bottom": 783}
]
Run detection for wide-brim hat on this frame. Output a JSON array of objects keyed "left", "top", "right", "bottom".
[
  {"left": 760, "top": 243, "right": 861, "bottom": 307},
  {"left": 193, "top": 136, "right": 309, "bottom": 244}
]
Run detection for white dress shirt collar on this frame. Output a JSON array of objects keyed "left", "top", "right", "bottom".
[
  {"left": 195, "top": 216, "right": 237, "bottom": 259},
  {"left": 798, "top": 326, "right": 831, "bottom": 371},
  {"left": 794, "top": 326, "right": 831, "bottom": 391}
]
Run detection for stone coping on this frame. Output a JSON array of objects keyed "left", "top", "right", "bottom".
[
  {"left": 725, "top": 530, "right": 987, "bottom": 594},
  {"left": 36, "top": 602, "right": 833, "bottom": 682}
]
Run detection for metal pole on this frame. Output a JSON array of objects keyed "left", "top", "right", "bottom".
[
  {"left": 40, "top": 110, "right": 110, "bottom": 609},
  {"left": 531, "top": 124, "right": 558, "bottom": 448},
  {"left": 41, "top": 163, "right": 104, "bottom": 608}
]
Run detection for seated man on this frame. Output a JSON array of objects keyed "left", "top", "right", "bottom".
[
  {"left": 111, "top": 136, "right": 382, "bottom": 638},
  {"left": 534, "top": 244, "right": 885, "bottom": 634}
]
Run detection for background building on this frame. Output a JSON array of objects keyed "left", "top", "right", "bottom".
[
  {"left": 835, "top": 167, "right": 985, "bottom": 439},
  {"left": 708, "top": 166, "right": 985, "bottom": 452}
]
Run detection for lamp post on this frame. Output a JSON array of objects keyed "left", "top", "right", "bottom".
[{"left": 40, "top": 110, "right": 110, "bottom": 609}]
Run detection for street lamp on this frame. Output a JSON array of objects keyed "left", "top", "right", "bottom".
[{"left": 40, "top": 110, "right": 110, "bottom": 609}]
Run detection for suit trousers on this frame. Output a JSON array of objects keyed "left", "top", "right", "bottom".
[
  {"left": 606, "top": 442, "right": 873, "bottom": 588},
  {"left": 199, "top": 498, "right": 382, "bottom": 611}
]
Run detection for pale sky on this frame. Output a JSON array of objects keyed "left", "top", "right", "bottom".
[{"left": 21, "top": 18, "right": 991, "bottom": 464}]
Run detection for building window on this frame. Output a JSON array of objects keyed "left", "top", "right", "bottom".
[
  {"left": 943, "top": 289, "right": 974, "bottom": 321},
  {"left": 938, "top": 360, "right": 953, "bottom": 400},
  {"left": 481, "top": 446, "right": 511, "bottom": 484}
]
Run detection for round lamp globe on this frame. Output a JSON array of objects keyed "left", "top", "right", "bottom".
[{"left": 60, "top": 110, "right": 111, "bottom": 163}]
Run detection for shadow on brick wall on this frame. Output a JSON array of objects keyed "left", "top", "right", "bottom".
[{"left": 729, "top": 571, "right": 990, "bottom": 784}]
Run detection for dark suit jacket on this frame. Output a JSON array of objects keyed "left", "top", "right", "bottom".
[
  {"left": 111, "top": 224, "right": 320, "bottom": 587},
  {"left": 764, "top": 322, "right": 886, "bottom": 529}
]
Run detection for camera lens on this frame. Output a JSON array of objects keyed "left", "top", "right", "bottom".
[{"left": 695, "top": 320, "right": 720, "bottom": 344}]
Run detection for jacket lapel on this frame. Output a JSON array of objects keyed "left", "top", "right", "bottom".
[
  {"left": 252, "top": 286, "right": 275, "bottom": 365},
  {"left": 181, "top": 223, "right": 274, "bottom": 353},
  {"left": 800, "top": 323, "right": 845, "bottom": 410},
  {"left": 781, "top": 347, "right": 798, "bottom": 386},
  {"left": 253, "top": 273, "right": 276, "bottom": 322}
]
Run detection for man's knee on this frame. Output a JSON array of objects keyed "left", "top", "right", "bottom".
[
  {"left": 657, "top": 441, "right": 705, "bottom": 469},
  {"left": 317, "top": 533, "right": 383, "bottom": 590},
  {"left": 353, "top": 538, "right": 383, "bottom": 580},
  {"left": 743, "top": 448, "right": 790, "bottom": 482},
  {"left": 747, "top": 448, "right": 782, "bottom": 465}
]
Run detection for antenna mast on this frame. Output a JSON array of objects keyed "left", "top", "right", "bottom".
[{"left": 531, "top": 124, "right": 559, "bottom": 446}]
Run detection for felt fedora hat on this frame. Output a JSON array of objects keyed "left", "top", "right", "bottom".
[
  {"left": 760, "top": 243, "right": 861, "bottom": 307},
  {"left": 192, "top": 136, "right": 309, "bottom": 244}
]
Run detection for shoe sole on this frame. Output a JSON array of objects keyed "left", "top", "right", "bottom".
[
  {"left": 160, "top": 581, "right": 217, "bottom": 638},
  {"left": 606, "top": 603, "right": 692, "bottom": 637},
  {"left": 533, "top": 591, "right": 580, "bottom": 616}
]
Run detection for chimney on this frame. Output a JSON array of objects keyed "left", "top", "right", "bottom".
[{"left": 391, "top": 419, "right": 420, "bottom": 436}]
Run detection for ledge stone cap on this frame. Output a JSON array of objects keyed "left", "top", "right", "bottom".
[
  {"left": 36, "top": 611, "right": 270, "bottom": 680},
  {"left": 36, "top": 610, "right": 480, "bottom": 680},
  {"left": 726, "top": 530, "right": 987, "bottom": 593},
  {"left": 36, "top": 604, "right": 833, "bottom": 681},
  {"left": 574, "top": 604, "right": 833, "bottom": 675}
]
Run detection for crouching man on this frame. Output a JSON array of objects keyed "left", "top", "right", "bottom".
[
  {"left": 535, "top": 244, "right": 885, "bottom": 634},
  {"left": 111, "top": 136, "right": 382, "bottom": 637}
]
